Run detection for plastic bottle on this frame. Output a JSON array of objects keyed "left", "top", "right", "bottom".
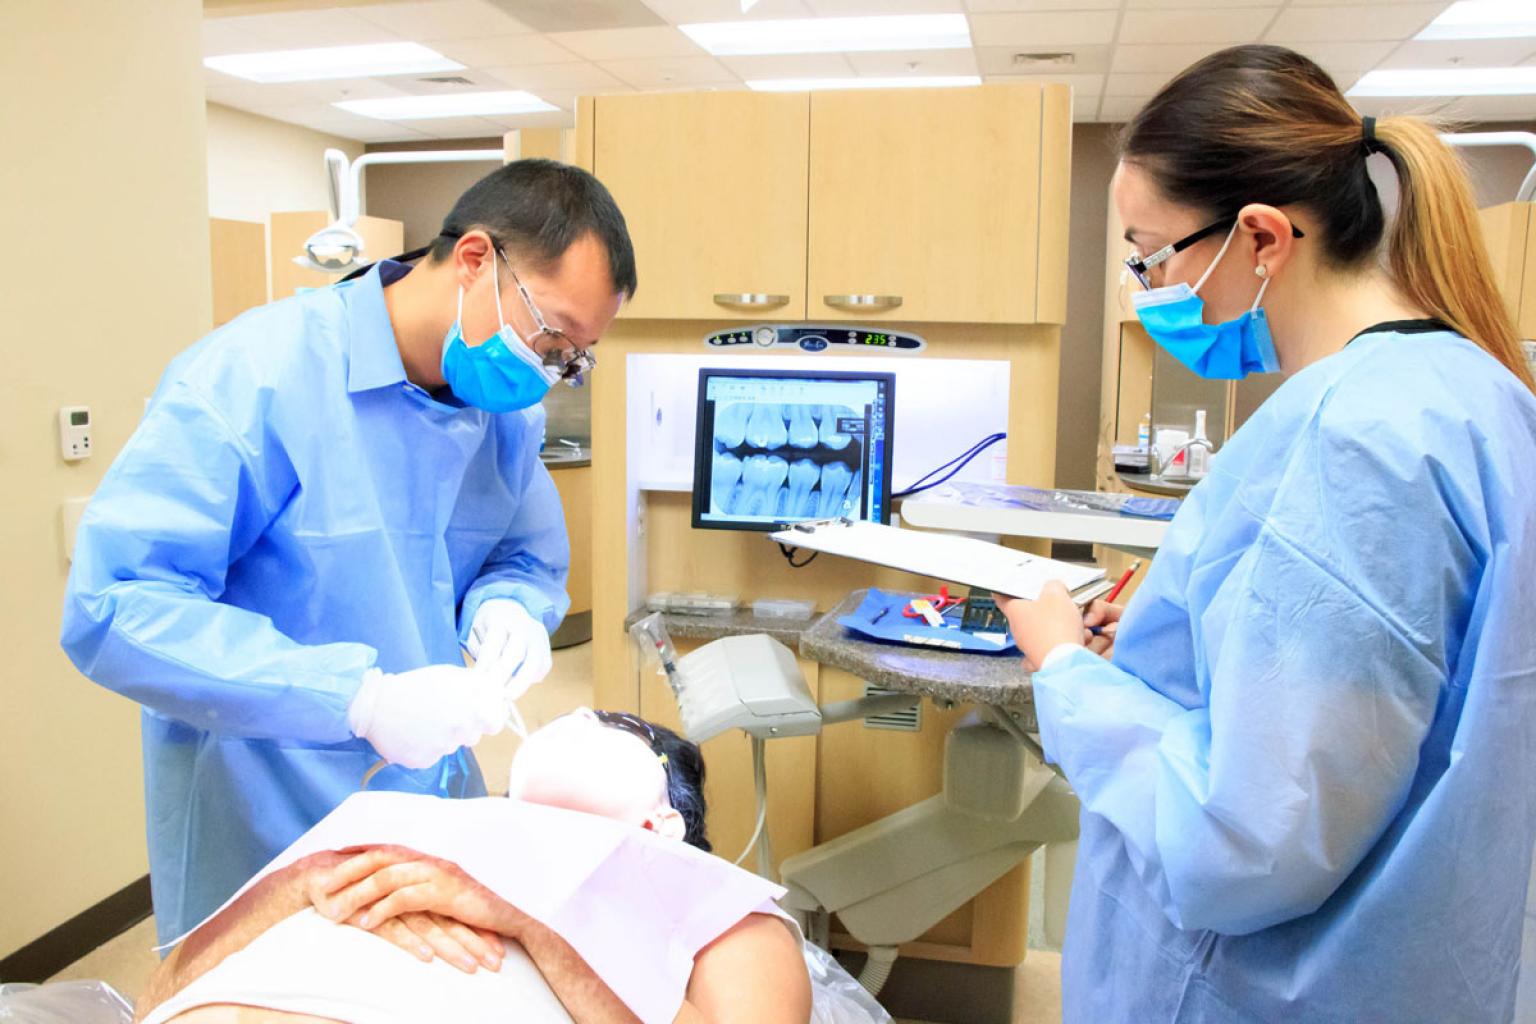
[
  {"left": 1187, "top": 410, "right": 1212, "bottom": 479},
  {"left": 1136, "top": 412, "right": 1151, "bottom": 450}
]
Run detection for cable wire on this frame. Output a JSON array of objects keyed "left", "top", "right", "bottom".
[{"left": 893, "top": 432, "right": 1007, "bottom": 499}]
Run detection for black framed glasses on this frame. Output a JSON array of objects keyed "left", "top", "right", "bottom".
[
  {"left": 1124, "top": 216, "right": 1305, "bottom": 291},
  {"left": 593, "top": 710, "right": 670, "bottom": 775}
]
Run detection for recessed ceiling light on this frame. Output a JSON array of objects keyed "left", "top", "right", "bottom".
[
  {"left": 748, "top": 76, "right": 982, "bottom": 93},
  {"left": 681, "top": 15, "right": 970, "bottom": 57},
  {"left": 205, "top": 42, "right": 462, "bottom": 84},
  {"left": 1416, "top": 1, "right": 1536, "bottom": 41},
  {"left": 1347, "top": 66, "right": 1536, "bottom": 96},
  {"left": 334, "top": 91, "right": 558, "bottom": 120}
]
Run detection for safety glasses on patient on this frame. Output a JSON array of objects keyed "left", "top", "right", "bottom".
[{"left": 593, "top": 709, "right": 671, "bottom": 779}]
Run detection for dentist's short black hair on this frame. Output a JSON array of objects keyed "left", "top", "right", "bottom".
[{"left": 430, "top": 158, "right": 637, "bottom": 298}]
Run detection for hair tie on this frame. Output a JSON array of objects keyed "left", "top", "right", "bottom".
[{"left": 1361, "top": 116, "right": 1388, "bottom": 156}]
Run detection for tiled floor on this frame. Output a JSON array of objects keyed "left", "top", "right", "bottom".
[{"left": 48, "top": 641, "right": 1065, "bottom": 1022}]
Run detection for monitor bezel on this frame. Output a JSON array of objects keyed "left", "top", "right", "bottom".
[{"left": 690, "top": 366, "right": 897, "bottom": 533}]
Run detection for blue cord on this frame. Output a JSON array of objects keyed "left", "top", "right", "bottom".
[{"left": 893, "top": 433, "right": 1007, "bottom": 499}]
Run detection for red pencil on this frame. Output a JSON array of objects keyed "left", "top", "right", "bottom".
[{"left": 1105, "top": 560, "right": 1143, "bottom": 603}]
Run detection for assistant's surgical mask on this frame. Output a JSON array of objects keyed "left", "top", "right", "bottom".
[
  {"left": 1131, "top": 220, "right": 1282, "bottom": 380},
  {"left": 440, "top": 251, "right": 564, "bottom": 412}
]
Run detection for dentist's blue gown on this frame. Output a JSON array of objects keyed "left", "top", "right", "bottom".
[
  {"left": 1031, "top": 324, "right": 1536, "bottom": 1022},
  {"left": 61, "top": 261, "right": 570, "bottom": 944}
]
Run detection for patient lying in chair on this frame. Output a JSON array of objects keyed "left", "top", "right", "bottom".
[{"left": 134, "top": 709, "right": 813, "bottom": 1024}]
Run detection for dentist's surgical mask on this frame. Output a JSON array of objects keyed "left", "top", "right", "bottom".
[
  {"left": 439, "top": 250, "right": 572, "bottom": 412},
  {"left": 1130, "top": 220, "right": 1282, "bottom": 380}
]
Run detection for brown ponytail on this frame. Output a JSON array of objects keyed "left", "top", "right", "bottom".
[
  {"left": 1119, "top": 44, "right": 1534, "bottom": 392},
  {"left": 1372, "top": 117, "right": 1534, "bottom": 391}
]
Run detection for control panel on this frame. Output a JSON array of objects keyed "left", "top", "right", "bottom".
[
  {"left": 59, "top": 406, "right": 92, "bottom": 461},
  {"left": 704, "top": 324, "right": 926, "bottom": 354}
]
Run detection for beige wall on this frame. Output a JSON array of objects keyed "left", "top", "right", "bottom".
[
  {"left": 0, "top": 0, "right": 212, "bottom": 957},
  {"left": 361, "top": 138, "right": 506, "bottom": 252},
  {"left": 205, "top": 103, "right": 364, "bottom": 224}
]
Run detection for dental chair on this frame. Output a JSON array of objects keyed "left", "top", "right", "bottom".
[{"left": 630, "top": 618, "right": 1080, "bottom": 998}]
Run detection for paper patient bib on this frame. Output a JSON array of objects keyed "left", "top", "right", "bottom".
[{"left": 166, "top": 793, "right": 791, "bottom": 1024}]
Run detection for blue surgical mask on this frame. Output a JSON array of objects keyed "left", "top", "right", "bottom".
[
  {"left": 1131, "top": 222, "right": 1281, "bottom": 380},
  {"left": 440, "top": 253, "right": 561, "bottom": 412}
]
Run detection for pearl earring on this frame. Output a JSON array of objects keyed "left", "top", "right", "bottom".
[{"left": 1255, "top": 265, "right": 1268, "bottom": 278}]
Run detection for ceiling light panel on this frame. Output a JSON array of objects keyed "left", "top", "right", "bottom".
[
  {"left": 682, "top": 14, "right": 970, "bottom": 56},
  {"left": 1416, "top": 1, "right": 1536, "bottom": 41},
  {"left": 1347, "top": 66, "right": 1536, "bottom": 96},
  {"left": 747, "top": 74, "right": 980, "bottom": 90},
  {"left": 206, "top": 42, "right": 462, "bottom": 83},
  {"left": 335, "top": 90, "right": 559, "bottom": 118}
]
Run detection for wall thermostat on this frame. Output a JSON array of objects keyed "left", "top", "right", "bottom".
[{"left": 59, "top": 406, "right": 92, "bottom": 461}]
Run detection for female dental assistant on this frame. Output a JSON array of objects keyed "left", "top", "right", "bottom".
[
  {"left": 60, "top": 160, "right": 636, "bottom": 945},
  {"left": 1000, "top": 45, "right": 1536, "bottom": 1022}
]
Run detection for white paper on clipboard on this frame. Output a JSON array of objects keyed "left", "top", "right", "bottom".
[{"left": 770, "top": 519, "right": 1108, "bottom": 601}]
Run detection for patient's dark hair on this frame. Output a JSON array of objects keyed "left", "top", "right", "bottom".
[
  {"left": 428, "top": 158, "right": 637, "bottom": 298},
  {"left": 648, "top": 721, "right": 710, "bottom": 853}
]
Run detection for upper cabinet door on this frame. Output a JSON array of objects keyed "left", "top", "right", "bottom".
[
  {"left": 593, "top": 92, "right": 810, "bottom": 321},
  {"left": 807, "top": 85, "right": 1063, "bottom": 324}
]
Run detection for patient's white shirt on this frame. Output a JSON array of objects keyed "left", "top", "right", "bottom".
[{"left": 141, "top": 908, "right": 576, "bottom": 1024}]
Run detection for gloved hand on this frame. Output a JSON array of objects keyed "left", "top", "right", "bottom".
[
  {"left": 464, "top": 600, "right": 553, "bottom": 702},
  {"left": 348, "top": 665, "right": 506, "bottom": 770}
]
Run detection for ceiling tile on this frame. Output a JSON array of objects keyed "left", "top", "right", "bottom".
[
  {"left": 1345, "top": 94, "right": 1451, "bottom": 118},
  {"left": 1290, "top": 0, "right": 1434, "bottom": 4},
  {"left": 203, "top": 18, "right": 284, "bottom": 56},
  {"left": 977, "top": 43, "right": 1110, "bottom": 74},
  {"left": 291, "top": 109, "right": 436, "bottom": 143},
  {"left": 350, "top": 1, "right": 532, "bottom": 40},
  {"left": 1104, "top": 71, "right": 1173, "bottom": 95},
  {"left": 206, "top": 73, "right": 417, "bottom": 108},
  {"left": 1434, "top": 94, "right": 1536, "bottom": 123},
  {"left": 1098, "top": 95, "right": 1150, "bottom": 122},
  {"left": 1110, "top": 42, "right": 1226, "bottom": 73},
  {"left": 805, "top": 0, "right": 963, "bottom": 12},
  {"left": 967, "top": 10, "right": 1120, "bottom": 46},
  {"left": 482, "top": 109, "right": 577, "bottom": 130},
  {"left": 720, "top": 53, "right": 858, "bottom": 79},
  {"left": 984, "top": 71, "right": 1103, "bottom": 98},
  {"left": 1380, "top": 38, "right": 1536, "bottom": 70},
  {"left": 844, "top": 48, "right": 979, "bottom": 76},
  {"left": 532, "top": 85, "right": 639, "bottom": 110},
  {"left": 395, "top": 115, "right": 510, "bottom": 138},
  {"left": 1118, "top": 8, "right": 1277, "bottom": 46},
  {"left": 384, "top": 68, "right": 521, "bottom": 95},
  {"left": 1285, "top": 40, "right": 1399, "bottom": 74},
  {"left": 640, "top": 0, "right": 812, "bottom": 19},
  {"left": 432, "top": 33, "right": 584, "bottom": 66},
  {"left": 549, "top": 25, "right": 705, "bottom": 60},
  {"left": 1265, "top": 4, "right": 1445, "bottom": 43},
  {"left": 967, "top": 0, "right": 1117, "bottom": 11},
  {"left": 597, "top": 54, "right": 740, "bottom": 88},
  {"left": 483, "top": 61, "right": 632, "bottom": 91},
  {"left": 204, "top": 10, "right": 403, "bottom": 49},
  {"left": 1124, "top": 0, "right": 1281, "bottom": 7}
]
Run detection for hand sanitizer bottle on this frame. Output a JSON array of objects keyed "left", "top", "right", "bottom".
[{"left": 1187, "top": 410, "right": 1213, "bottom": 479}]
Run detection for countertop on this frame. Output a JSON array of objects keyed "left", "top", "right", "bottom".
[
  {"left": 801, "top": 591, "right": 1035, "bottom": 715},
  {"left": 624, "top": 591, "right": 1037, "bottom": 719},
  {"left": 1116, "top": 470, "right": 1195, "bottom": 496}
]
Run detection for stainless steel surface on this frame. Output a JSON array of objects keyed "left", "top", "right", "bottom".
[
  {"left": 538, "top": 445, "right": 590, "bottom": 469},
  {"left": 823, "top": 294, "right": 903, "bottom": 311},
  {"left": 1116, "top": 470, "right": 1195, "bottom": 497},
  {"left": 712, "top": 293, "right": 790, "bottom": 309}
]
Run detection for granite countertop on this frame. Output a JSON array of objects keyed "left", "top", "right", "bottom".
[
  {"left": 622, "top": 606, "right": 818, "bottom": 648},
  {"left": 800, "top": 591, "right": 1036, "bottom": 712}
]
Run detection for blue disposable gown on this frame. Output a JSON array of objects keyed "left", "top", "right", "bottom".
[
  {"left": 61, "top": 261, "right": 570, "bottom": 944},
  {"left": 1032, "top": 325, "right": 1536, "bottom": 1022}
]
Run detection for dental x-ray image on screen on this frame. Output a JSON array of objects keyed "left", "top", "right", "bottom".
[{"left": 692, "top": 368, "right": 895, "bottom": 531}]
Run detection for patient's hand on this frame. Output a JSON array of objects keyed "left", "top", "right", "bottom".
[{"left": 307, "top": 846, "right": 527, "bottom": 975}]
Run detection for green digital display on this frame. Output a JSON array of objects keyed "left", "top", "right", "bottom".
[
  {"left": 860, "top": 333, "right": 892, "bottom": 347},
  {"left": 70, "top": 410, "right": 89, "bottom": 426}
]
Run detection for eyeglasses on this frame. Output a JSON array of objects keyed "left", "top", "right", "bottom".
[
  {"left": 1124, "top": 216, "right": 1305, "bottom": 291},
  {"left": 593, "top": 709, "right": 670, "bottom": 775},
  {"left": 496, "top": 248, "right": 598, "bottom": 388}
]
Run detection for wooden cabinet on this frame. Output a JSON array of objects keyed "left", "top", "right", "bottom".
[
  {"left": 209, "top": 218, "right": 267, "bottom": 327},
  {"left": 808, "top": 85, "right": 1069, "bottom": 325},
  {"left": 1480, "top": 201, "right": 1536, "bottom": 339},
  {"left": 585, "top": 84, "right": 1070, "bottom": 325},
  {"left": 592, "top": 92, "right": 811, "bottom": 321}
]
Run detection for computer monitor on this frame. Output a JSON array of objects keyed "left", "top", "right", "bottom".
[{"left": 692, "top": 368, "right": 895, "bottom": 531}]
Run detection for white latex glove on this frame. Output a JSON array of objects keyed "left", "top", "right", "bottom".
[
  {"left": 465, "top": 600, "right": 553, "bottom": 703},
  {"left": 348, "top": 664, "right": 506, "bottom": 770}
]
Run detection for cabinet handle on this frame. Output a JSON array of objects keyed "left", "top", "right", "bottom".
[
  {"left": 712, "top": 293, "right": 790, "bottom": 309},
  {"left": 824, "top": 294, "right": 903, "bottom": 311}
]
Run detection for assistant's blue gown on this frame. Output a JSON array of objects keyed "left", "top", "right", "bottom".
[{"left": 1033, "top": 325, "right": 1536, "bottom": 1021}]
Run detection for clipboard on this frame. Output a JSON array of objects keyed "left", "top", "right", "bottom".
[{"left": 770, "top": 518, "right": 1110, "bottom": 603}]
